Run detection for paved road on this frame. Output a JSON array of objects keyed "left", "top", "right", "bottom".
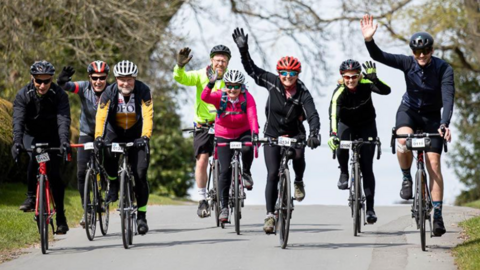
[{"left": 1, "top": 205, "right": 478, "bottom": 270}]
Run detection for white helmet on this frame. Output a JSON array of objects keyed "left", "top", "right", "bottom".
[
  {"left": 113, "top": 60, "right": 138, "bottom": 77},
  {"left": 223, "top": 70, "right": 245, "bottom": 84}
]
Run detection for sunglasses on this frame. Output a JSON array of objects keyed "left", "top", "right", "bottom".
[
  {"left": 279, "top": 71, "right": 299, "bottom": 77},
  {"left": 226, "top": 85, "right": 242, "bottom": 90},
  {"left": 413, "top": 48, "right": 432, "bottom": 56},
  {"left": 34, "top": 78, "right": 52, "bottom": 85},
  {"left": 342, "top": 74, "right": 360, "bottom": 80},
  {"left": 91, "top": 76, "right": 107, "bottom": 81}
]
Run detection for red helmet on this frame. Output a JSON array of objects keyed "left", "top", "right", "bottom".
[
  {"left": 276, "top": 56, "right": 301, "bottom": 72},
  {"left": 87, "top": 60, "right": 110, "bottom": 74}
]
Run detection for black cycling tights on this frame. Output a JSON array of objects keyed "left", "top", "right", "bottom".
[
  {"left": 336, "top": 121, "right": 377, "bottom": 211},
  {"left": 216, "top": 131, "right": 253, "bottom": 209},
  {"left": 264, "top": 144, "right": 305, "bottom": 214}
]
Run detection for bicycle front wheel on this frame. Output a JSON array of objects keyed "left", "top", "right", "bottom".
[
  {"left": 278, "top": 169, "right": 292, "bottom": 249},
  {"left": 38, "top": 175, "right": 48, "bottom": 254},
  {"left": 213, "top": 160, "right": 221, "bottom": 227},
  {"left": 418, "top": 170, "right": 427, "bottom": 251},
  {"left": 120, "top": 171, "right": 131, "bottom": 249},
  {"left": 84, "top": 168, "right": 97, "bottom": 241},
  {"left": 234, "top": 161, "right": 241, "bottom": 235},
  {"left": 99, "top": 174, "right": 110, "bottom": 236},
  {"left": 353, "top": 162, "right": 361, "bottom": 236}
]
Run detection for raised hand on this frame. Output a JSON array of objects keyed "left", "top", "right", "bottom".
[
  {"left": 177, "top": 47, "right": 193, "bottom": 68},
  {"left": 362, "top": 61, "right": 378, "bottom": 81},
  {"left": 232, "top": 27, "right": 249, "bottom": 52},
  {"left": 206, "top": 65, "right": 218, "bottom": 83},
  {"left": 57, "top": 66, "right": 75, "bottom": 85},
  {"left": 360, "top": 14, "right": 378, "bottom": 41}
]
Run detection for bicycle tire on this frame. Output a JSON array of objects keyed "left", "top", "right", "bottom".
[
  {"left": 84, "top": 168, "right": 97, "bottom": 241},
  {"left": 99, "top": 174, "right": 110, "bottom": 236},
  {"left": 419, "top": 170, "right": 427, "bottom": 251},
  {"left": 127, "top": 176, "right": 134, "bottom": 245},
  {"left": 279, "top": 169, "right": 292, "bottom": 249},
  {"left": 353, "top": 161, "right": 361, "bottom": 236},
  {"left": 38, "top": 175, "right": 48, "bottom": 254},
  {"left": 234, "top": 160, "right": 241, "bottom": 235},
  {"left": 120, "top": 171, "right": 130, "bottom": 249},
  {"left": 213, "top": 160, "right": 221, "bottom": 227}
]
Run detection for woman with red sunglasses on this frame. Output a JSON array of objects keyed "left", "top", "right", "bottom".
[{"left": 328, "top": 59, "right": 390, "bottom": 224}]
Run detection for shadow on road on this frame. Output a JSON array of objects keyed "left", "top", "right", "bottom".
[{"left": 287, "top": 241, "right": 409, "bottom": 250}]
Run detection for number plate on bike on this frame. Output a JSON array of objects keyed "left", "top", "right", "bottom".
[
  {"left": 36, "top": 152, "right": 50, "bottom": 163},
  {"left": 84, "top": 142, "right": 94, "bottom": 150},
  {"left": 340, "top": 141, "right": 352, "bottom": 149},
  {"left": 278, "top": 137, "right": 292, "bottom": 146},
  {"left": 411, "top": 138, "right": 426, "bottom": 148},
  {"left": 208, "top": 127, "right": 215, "bottom": 134},
  {"left": 111, "top": 143, "right": 123, "bottom": 153},
  {"left": 230, "top": 142, "right": 242, "bottom": 149}
]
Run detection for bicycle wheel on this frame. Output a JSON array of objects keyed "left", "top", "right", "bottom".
[
  {"left": 38, "top": 175, "right": 48, "bottom": 254},
  {"left": 127, "top": 176, "right": 134, "bottom": 245},
  {"left": 84, "top": 168, "right": 97, "bottom": 241},
  {"left": 120, "top": 171, "right": 131, "bottom": 249},
  {"left": 353, "top": 162, "right": 361, "bottom": 236},
  {"left": 234, "top": 161, "right": 241, "bottom": 235},
  {"left": 278, "top": 169, "right": 292, "bottom": 249},
  {"left": 213, "top": 160, "right": 221, "bottom": 227},
  {"left": 418, "top": 170, "right": 427, "bottom": 251},
  {"left": 99, "top": 174, "right": 110, "bottom": 236}
]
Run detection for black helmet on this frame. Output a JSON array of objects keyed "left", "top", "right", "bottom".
[
  {"left": 87, "top": 60, "right": 110, "bottom": 74},
  {"left": 30, "top": 60, "right": 55, "bottom": 75},
  {"left": 210, "top": 45, "right": 231, "bottom": 59},
  {"left": 409, "top": 32, "right": 434, "bottom": 50},
  {"left": 339, "top": 59, "right": 361, "bottom": 74}
]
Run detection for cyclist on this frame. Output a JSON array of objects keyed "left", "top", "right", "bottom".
[
  {"left": 361, "top": 15, "right": 454, "bottom": 236},
  {"left": 57, "top": 61, "right": 110, "bottom": 227},
  {"left": 328, "top": 59, "right": 391, "bottom": 224},
  {"left": 173, "top": 45, "right": 254, "bottom": 218},
  {"left": 94, "top": 60, "right": 153, "bottom": 235},
  {"left": 232, "top": 27, "right": 321, "bottom": 233},
  {"left": 201, "top": 69, "right": 259, "bottom": 222},
  {"left": 12, "top": 60, "right": 71, "bottom": 234}
]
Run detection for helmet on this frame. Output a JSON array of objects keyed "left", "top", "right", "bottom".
[
  {"left": 223, "top": 70, "right": 245, "bottom": 84},
  {"left": 276, "top": 56, "right": 301, "bottom": 72},
  {"left": 409, "top": 32, "right": 434, "bottom": 49},
  {"left": 339, "top": 59, "right": 361, "bottom": 74},
  {"left": 210, "top": 45, "right": 231, "bottom": 59},
  {"left": 30, "top": 60, "right": 55, "bottom": 75},
  {"left": 87, "top": 60, "right": 110, "bottom": 74},
  {"left": 113, "top": 60, "right": 138, "bottom": 77}
]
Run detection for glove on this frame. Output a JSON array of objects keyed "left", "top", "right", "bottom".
[
  {"left": 362, "top": 61, "right": 377, "bottom": 81},
  {"left": 232, "top": 27, "right": 249, "bottom": 52},
  {"left": 327, "top": 135, "right": 340, "bottom": 151},
  {"left": 57, "top": 66, "right": 75, "bottom": 85},
  {"left": 134, "top": 136, "right": 149, "bottom": 149},
  {"left": 206, "top": 65, "right": 218, "bottom": 84},
  {"left": 307, "top": 131, "right": 320, "bottom": 149},
  {"left": 11, "top": 143, "right": 24, "bottom": 160},
  {"left": 60, "top": 142, "right": 72, "bottom": 160},
  {"left": 252, "top": 133, "right": 259, "bottom": 143},
  {"left": 94, "top": 137, "right": 104, "bottom": 152},
  {"left": 177, "top": 47, "right": 193, "bottom": 68}
]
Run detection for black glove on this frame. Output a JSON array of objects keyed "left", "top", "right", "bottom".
[
  {"left": 134, "top": 136, "right": 149, "bottom": 149},
  {"left": 362, "top": 61, "right": 378, "bottom": 81},
  {"left": 252, "top": 133, "right": 259, "bottom": 143},
  {"left": 232, "top": 27, "right": 249, "bottom": 52},
  {"left": 57, "top": 66, "right": 75, "bottom": 85},
  {"left": 59, "top": 141, "right": 71, "bottom": 156},
  {"left": 307, "top": 131, "right": 321, "bottom": 149},
  {"left": 177, "top": 47, "right": 193, "bottom": 68},
  {"left": 94, "top": 137, "right": 104, "bottom": 152},
  {"left": 11, "top": 142, "right": 24, "bottom": 160}
]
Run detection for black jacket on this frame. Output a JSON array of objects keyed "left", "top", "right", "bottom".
[
  {"left": 239, "top": 50, "right": 320, "bottom": 137},
  {"left": 329, "top": 79, "right": 390, "bottom": 135},
  {"left": 13, "top": 82, "right": 71, "bottom": 144}
]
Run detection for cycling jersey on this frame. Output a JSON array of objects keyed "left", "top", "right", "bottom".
[
  {"left": 239, "top": 51, "right": 320, "bottom": 137},
  {"left": 173, "top": 65, "right": 226, "bottom": 124},
  {"left": 95, "top": 80, "right": 153, "bottom": 139},
  {"left": 329, "top": 78, "right": 390, "bottom": 135},
  {"left": 62, "top": 81, "right": 106, "bottom": 136},
  {"left": 365, "top": 39, "right": 455, "bottom": 126},
  {"left": 13, "top": 82, "right": 71, "bottom": 144}
]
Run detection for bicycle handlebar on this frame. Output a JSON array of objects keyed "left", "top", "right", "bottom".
[
  {"left": 332, "top": 138, "right": 382, "bottom": 160},
  {"left": 216, "top": 142, "right": 253, "bottom": 148},
  {"left": 390, "top": 127, "right": 448, "bottom": 154}
]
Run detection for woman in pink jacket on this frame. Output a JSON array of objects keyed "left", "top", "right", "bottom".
[{"left": 201, "top": 69, "right": 259, "bottom": 222}]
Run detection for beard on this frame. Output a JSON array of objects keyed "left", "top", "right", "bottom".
[{"left": 119, "top": 86, "right": 134, "bottom": 95}]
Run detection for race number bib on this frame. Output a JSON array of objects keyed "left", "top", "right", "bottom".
[
  {"left": 278, "top": 137, "right": 292, "bottom": 147},
  {"left": 411, "top": 138, "right": 426, "bottom": 148},
  {"left": 230, "top": 142, "right": 242, "bottom": 149},
  {"left": 208, "top": 127, "right": 215, "bottom": 134},
  {"left": 111, "top": 143, "right": 123, "bottom": 153},
  {"left": 84, "top": 142, "right": 94, "bottom": 150},
  {"left": 36, "top": 152, "right": 50, "bottom": 163},
  {"left": 340, "top": 141, "right": 352, "bottom": 149}
]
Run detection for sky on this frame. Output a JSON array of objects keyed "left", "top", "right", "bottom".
[{"left": 170, "top": 1, "right": 463, "bottom": 206}]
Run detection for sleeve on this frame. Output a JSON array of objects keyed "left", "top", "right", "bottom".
[
  {"left": 299, "top": 84, "right": 320, "bottom": 133},
  {"left": 95, "top": 87, "right": 112, "bottom": 139},
  {"left": 365, "top": 39, "right": 411, "bottom": 71},
  {"left": 62, "top": 81, "right": 81, "bottom": 95},
  {"left": 201, "top": 82, "right": 222, "bottom": 108},
  {"left": 246, "top": 92, "right": 259, "bottom": 135},
  {"left": 361, "top": 78, "right": 391, "bottom": 95},
  {"left": 140, "top": 87, "right": 154, "bottom": 138},
  {"left": 440, "top": 65, "right": 455, "bottom": 126},
  {"left": 329, "top": 85, "right": 344, "bottom": 135},
  {"left": 173, "top": 65, "right": 201, "bottom": 86},
  {"left": 239, "top": 50, "right": 279, "bottom": 89},
  {"left": 12, "top": 90, "right": 26, "bottom": 144},
  {"left": 56, "top": 90, "right": 71, "bottom": 144}
]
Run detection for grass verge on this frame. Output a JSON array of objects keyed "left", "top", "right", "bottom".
[{"left": 453, "top": 200, "right": 480, "bottom": 270}]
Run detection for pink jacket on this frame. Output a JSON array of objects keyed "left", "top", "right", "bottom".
[{"left": 201, "top": 85, "right": 259, "bottom": 139}]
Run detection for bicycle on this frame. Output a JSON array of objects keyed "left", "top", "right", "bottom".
[
  {"left": 71, "top": 142, "right": 110, "bottom": 241},
  {"left": 256, "top": 136, "right": 306, "bottom": 249},
  {"left": 333, "top": 137, "right": 381, "bottom": 236},
  {"left": 182, "top": 122, "right": 220, "bottom": 226},
  {"left": 215, "top": 141, "right": 253, "bottom": 235},
  {"left": 391, "top": 128, "right": 447, "bottom": 251}
]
